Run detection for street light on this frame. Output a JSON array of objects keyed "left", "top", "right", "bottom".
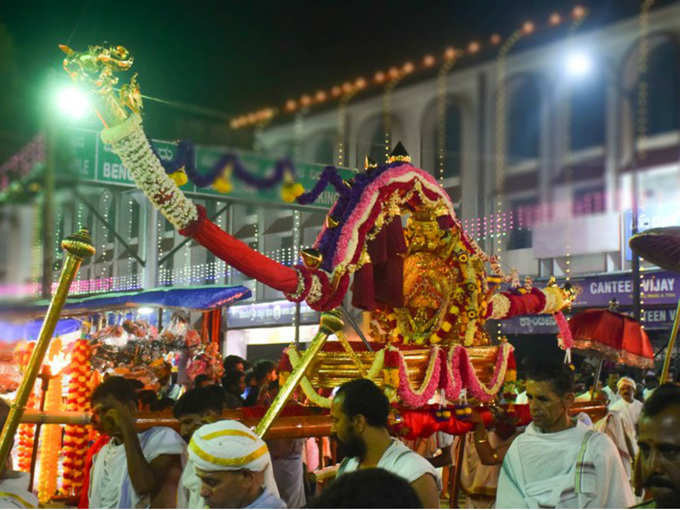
[
  {"left": 565, "top": 51, "right": 593, "bottom": 78},
  {"left": 55, "top": 85, "right": 91, "bottom": 120}
]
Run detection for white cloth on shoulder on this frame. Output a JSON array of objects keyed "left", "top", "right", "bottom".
[
  {"left": 0, "top": 472, "right": 38, "bottom": 508},
  {"left": 89, "top": 426, "right": 186, "bottom": 508},
  {"left": 337, "top": 438, "right": 442, "bottom": 490},
  {"left": 496, "top": 421, "right": 634, "bottom": 508},
  {"left": 178, "top": 457, "right": 205, "bottom": 509}
]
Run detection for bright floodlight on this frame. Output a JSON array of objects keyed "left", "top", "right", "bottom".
[
  {"left": 565, "top": 51, "right": 593, "bottom": 78},
  {"left": 56, "top": 86, "right": 91, "bottom": 119},
  {"left": 137, "top": 307, "right": 155, "bottom": 315}
]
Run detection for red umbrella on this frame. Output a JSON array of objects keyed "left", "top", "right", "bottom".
[{"left": 568, "top": 309, "right": 654, "bottom": 369}]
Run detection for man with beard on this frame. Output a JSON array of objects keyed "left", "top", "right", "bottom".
[
  {"left": 331, "top": 379, "right": 440, "bottom": 508},
  {"left": 174, "top": 385, "right": 226, "bottom": 508},
  {"left": 496, "top": 360, "right": 633, "bottom": 508},
  {"left": 188, "top": 420, "right": 285, "bottom": 508},
  {"left": 637, "top": 383, "right": 680, "bottom": 508},
  {"left": 88, "top": 377, "right": 185, "bottom": 508}
]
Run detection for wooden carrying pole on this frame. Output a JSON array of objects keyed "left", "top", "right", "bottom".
[{"left": 0, "top": 230, "right": 94, "bottom": 469}]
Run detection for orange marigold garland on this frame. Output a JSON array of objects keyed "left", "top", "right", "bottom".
[
  {"left": 14, "top": 341, "right": 39, "bottom": 473},
  {"left": 37, "top": 338, "right": 66, "bottom": 504},
  {"left": 61, "top": 337, "right": 94, "bottom": 496}
]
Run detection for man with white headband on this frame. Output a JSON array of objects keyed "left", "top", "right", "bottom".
[
  {"left": 610, "top": 378, "right": 643, "bottom": 443},
  {"left": 187, "top": 420, "right": 286, "bottom": 508}
]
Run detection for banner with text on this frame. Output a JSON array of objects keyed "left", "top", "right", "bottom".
[{"left": 64, "top": 127, "right": 354, "bottom": 210}]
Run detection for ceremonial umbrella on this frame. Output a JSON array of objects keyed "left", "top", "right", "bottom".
[
  {"left": 568, "top": 309, "right": 654, "bottom": 370},
  {"left": 629, "top": 227, "right": 680, "bottom": 382}
]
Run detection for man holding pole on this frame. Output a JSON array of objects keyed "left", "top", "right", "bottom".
[
  {"left": 88, "top": 377, "right": 185, "bottom": 508},
  {"left": 0, "top": 400, "right": 38, "bottom": 508}
]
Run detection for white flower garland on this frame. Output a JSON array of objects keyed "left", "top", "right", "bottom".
[
  {"left": 489, "top": 294, "right": 511, "bottom": 319},
  {"left": 101, "top": 114, "right": 197, "bottom": 229}
]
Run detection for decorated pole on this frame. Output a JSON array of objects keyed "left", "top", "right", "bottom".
[
  {"left": 0, "top": 230, "right": 94, "bottom": 469},
  {"left": 255, "top": 310, "right": 344, "bottom": 438}
]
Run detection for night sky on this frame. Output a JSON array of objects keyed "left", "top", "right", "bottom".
[{"left": 0, "top": 0, "right": 671, "bottom": 147}]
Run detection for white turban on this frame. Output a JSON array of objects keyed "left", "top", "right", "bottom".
[
  {"left": 188, "top": 420, "right": 280, "bottom": 497},
  {"left": 617, "top": 376, "right": 636, "bottom": 391}
]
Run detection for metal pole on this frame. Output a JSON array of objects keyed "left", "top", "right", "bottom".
[
  {"left": 340, "top": 306, "right": 373, "bottom": 352},
  {"left": 255, "top": 310, "right": 343, "bottom": 438},
  {"left": 660, "top": 299, "right": 680, "bottom": 384},
  {"left": 0, "top": 230, "right": 94, "bottom": 469},
  {"left": 294, "top": 302, "right": 301, "bottom": 350},
  {"left": 591, "top": 357, "right": 604, "bottom": 400}
]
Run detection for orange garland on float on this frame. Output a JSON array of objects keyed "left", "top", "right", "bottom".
[
  {"left": 61, "top": 335, "right": 95, "bottom": 496},
  {"left": 14, "top": 341, "right": 39, "bottom": 473},
  {"left": 37, "top": 338, "right": 67, "bottom": 504}
]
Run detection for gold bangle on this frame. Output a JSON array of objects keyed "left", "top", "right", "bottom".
[{"left": 475, "top": 437, "right": 489, "bottom": 444}]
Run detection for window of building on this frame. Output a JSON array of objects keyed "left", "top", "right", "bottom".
[
  {"left": 636, "top": 40, "right": 680, "bottom": 136},
  {"left": 434, "top": 103, "right": 462, "bottom": 179},
  {"left": 573, "top": 185, "right": 606, "bottom": 216},
  {"left": 507, "top": 77, "right": 541, "bottom": 163},
  {"left": 569, "top": 76, "right": 606, "bottom": 150},
  {"left": 369, "top": 120, "right": 388, "bottom": 165},
  {"left": 508, "top": 197, "right": 538, "bottom": 250},
  {"left": 314, "top": 136, "right": 335, "bottom": 165}
]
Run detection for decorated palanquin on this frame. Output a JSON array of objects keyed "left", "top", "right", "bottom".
[{"left": 60, "top": 44, "right": 575, "bottom": 410}]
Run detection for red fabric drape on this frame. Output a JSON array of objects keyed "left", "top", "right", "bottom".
[
  {"left": 352, "top": 216, "right": 405, "bottom": 310},
  {"left": 180, "top": 206, "right": 300, "bottom": 294}
]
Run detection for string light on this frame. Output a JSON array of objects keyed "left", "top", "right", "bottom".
[{"left": 230, "top": 12, "right": 583, "bottom": 128}]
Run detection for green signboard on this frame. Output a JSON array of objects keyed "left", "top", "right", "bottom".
[{"left": 63, "top": 127, "right": 355, "bottom": 210}]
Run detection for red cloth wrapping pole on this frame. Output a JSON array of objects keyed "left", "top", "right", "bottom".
[
  {"left": 180, "top": 206, "right": 300, "bottom": 294},
  {"left": 499, "top": 287, "right": 547, "bottom": 318}
]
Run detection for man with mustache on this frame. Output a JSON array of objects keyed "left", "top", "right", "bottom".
[
  {"left": 637, "top": 383, "right": 680, "bottom": 508},
  {"left": 331, "top": 378, "right": 440, "bottom": 508},
  {"left": 496, "top": 360, "right": 633, "bottom": 508}
]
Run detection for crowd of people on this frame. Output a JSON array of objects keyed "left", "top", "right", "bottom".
[{"left": 0, "top": 353, "right": 679, "bottom": 508}]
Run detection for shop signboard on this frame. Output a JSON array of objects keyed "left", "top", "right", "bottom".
[
  {"left": 500, "top": 306, "right": 676, "bottom": 335},
  {"left": 569, "top": 271, "right": 679, "bottom": 307},
  {"left": 227, "top": 300, "right": 320, "bottom": 328}
]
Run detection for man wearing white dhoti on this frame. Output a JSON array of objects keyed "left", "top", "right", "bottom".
[
  {"left": 496, "top": 360, "right": 634, "bottom": 508},
  {"left": 188, "top": 420, "right": 286, "bottom": 509},
  {"left": 0, "top": 400, "right": 38, "bottom": 509},
  {"left": 88, "top": 377, "right": 185, "bottom": 508},
  {"left": 332, "top": 379, "right": 441, "bottom": 509},
  {"left": 596, "top": 377, "right": 643, "bottom": 480},
  {"left": 610, "top": 377, "right": 643, "bottom": 432}
]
